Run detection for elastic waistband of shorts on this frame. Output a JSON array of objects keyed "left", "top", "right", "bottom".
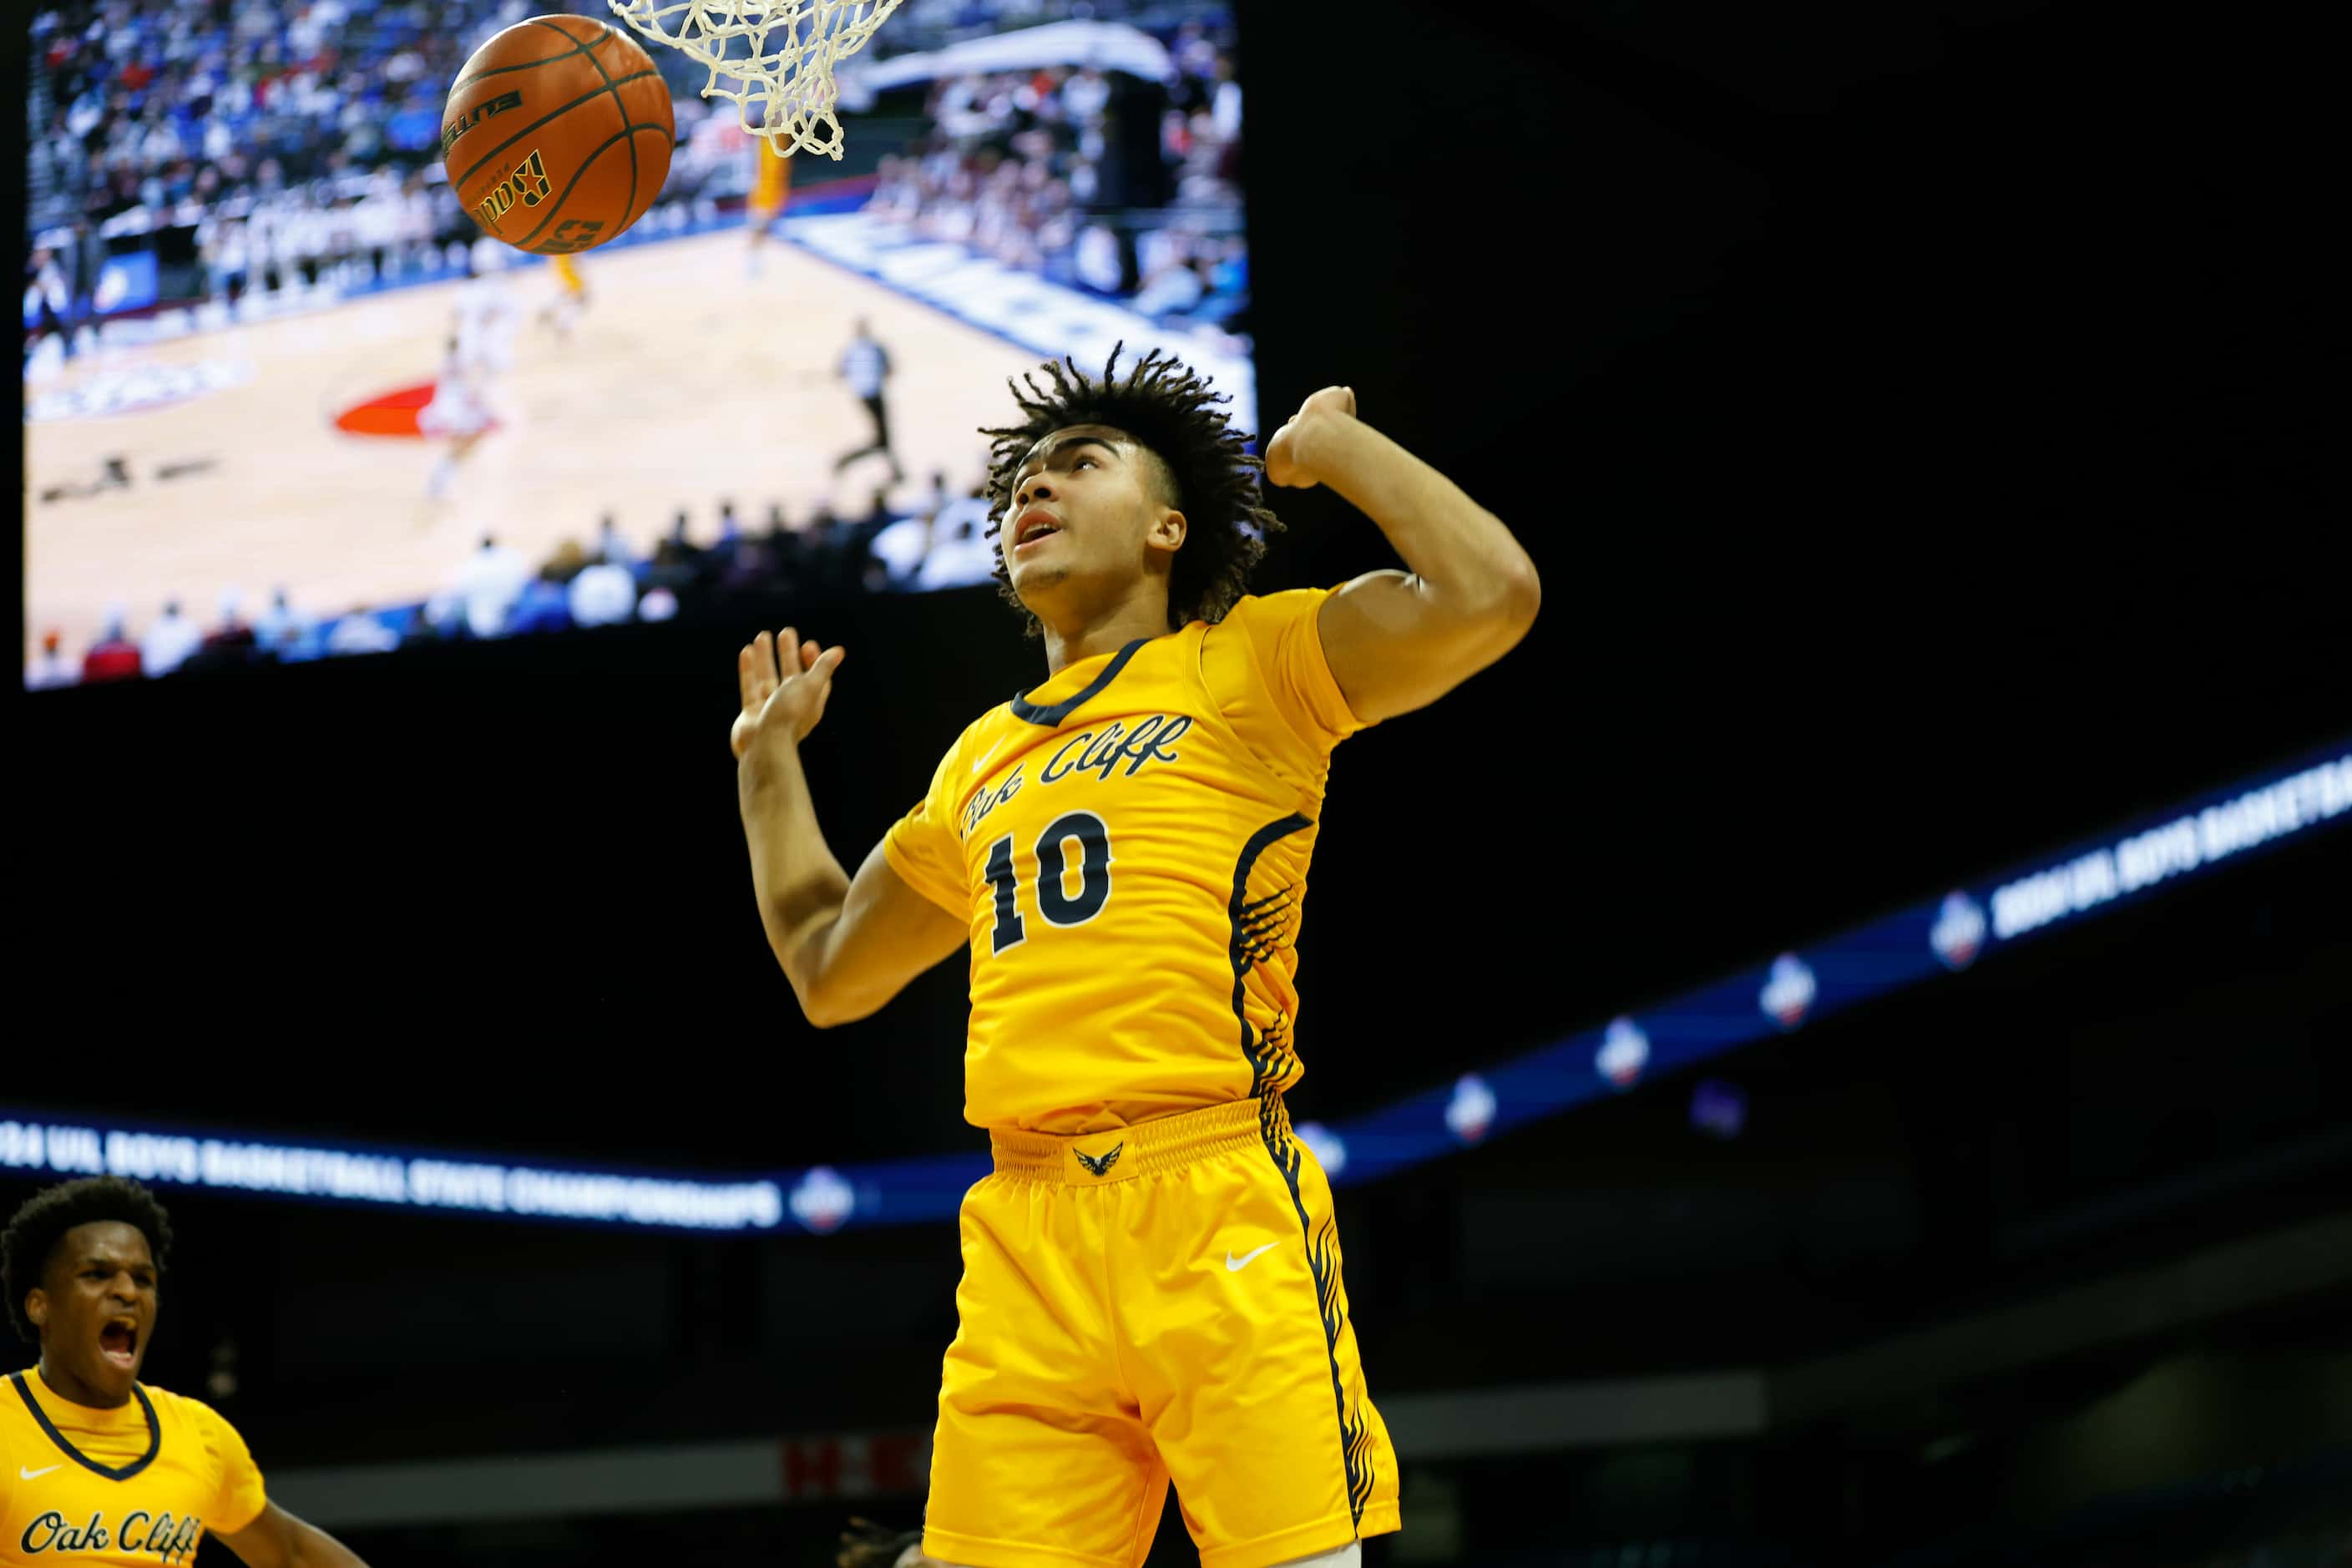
[{"left": 989, "top": 1095, "right": 1289, "bottom": 1185}]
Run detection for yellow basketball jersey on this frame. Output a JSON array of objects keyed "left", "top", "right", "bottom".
[
  {"left": 552, "top": 254, "right": 584, "bottom": 295},
  {"left": 751, "top": 141, "right": 791, "bottom": 215},
  {"left": 1, "top": 1369, "right": 266, "bottom": 1565},
  {"left": 884, "top": 588, "right": 1371, "bottom": 1134}
]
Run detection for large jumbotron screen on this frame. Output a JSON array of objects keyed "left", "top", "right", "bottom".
[{"left": 23, "top": 0, "right": 1252, "bottom": 687}]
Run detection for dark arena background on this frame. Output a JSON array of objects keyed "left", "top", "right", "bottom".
[{"left": 9, "top": 1, "right": 2349, "bottom": 1565}]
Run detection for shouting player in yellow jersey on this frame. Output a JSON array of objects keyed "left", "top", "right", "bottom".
[
  {"left": 3, "top": 1177, "right": 373, "bottom": 1568},
  {"left": 731, "top": 347, "right": 1540, "bottom": 1568}
]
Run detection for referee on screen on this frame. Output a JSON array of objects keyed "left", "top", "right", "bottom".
[{"left": 833, "top": 317, "right": 905, "bottom": 484}]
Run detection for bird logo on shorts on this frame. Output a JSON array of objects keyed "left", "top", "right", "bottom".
[{"left": 1075, "top": 1143, "right": 1124, "bottom": 1177}]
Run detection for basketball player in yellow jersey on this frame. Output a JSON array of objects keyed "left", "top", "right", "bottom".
[
  {"left": 731, "top": 346, "right": 1540, "bottom": 1568},
  {"left": 746, "top": 139, "right": 791, "bottom": 278},
  {"left": 3, "top": 1177, "right": 372, "bottom": 1567},
  {"left": 539, "top": 252, "right": 589, "bottom": 339}
]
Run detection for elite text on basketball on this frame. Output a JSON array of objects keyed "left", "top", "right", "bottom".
[{"left": 439, "top": 89, "right": 522, "bottom": 157}]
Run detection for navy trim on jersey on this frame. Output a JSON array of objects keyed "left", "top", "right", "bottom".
[
  {"left": 11, "top": 1371, "right": 163, "bottom": 1481},
  {"left": 1228, "top": 812, "right": 1371, "bottom": 1525},
  {"left": 1009, "top": 639, "right": 1149, "bottom": 726},
  {"left": 1227, "top": 814, "right": 1312, "bottom": 1092},
  {"left": 1255, "top": 1119, "right": 1375, "bottom": 1530}
]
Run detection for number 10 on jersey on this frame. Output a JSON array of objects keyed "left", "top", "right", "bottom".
[{"left": 984, "top": 811, "right": 1114, "bottom": 953}]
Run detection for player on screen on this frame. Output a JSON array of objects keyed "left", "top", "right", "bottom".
[
  {"left": 539, "top": 252, "right": 590, "bottom": 340},
  {"left": 422, "top": 240, "right": 519, "bottom": 503},
  {"left": 419, "top": 333, "right": 493, "bottom": 504},
  {"left": 832, "top": 319, "right": 903, "bottom": 486},
  {"left": 746, "top": 137, "right": 792, "bottom": 279},
  {"left": 731, "top": 346, "right": 1540, "bottom": 1568},
  {"left": 454, "top": 237, "right": 521, "bottom": 373},
  {"left": 2, "top": 1176, "right": 375, "bottom": 1566}
]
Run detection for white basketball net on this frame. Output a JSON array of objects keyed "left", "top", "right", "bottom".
[{"left": 609, "top": 0, "right": 903, "bottom": 160}]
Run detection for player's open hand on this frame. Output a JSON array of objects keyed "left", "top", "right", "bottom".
[
  {"left": 732, "top": 627, "right": 846, "bottom": 760},
  {"left": 1263, "top": 384, "right": 1356, "bottom": 489}
]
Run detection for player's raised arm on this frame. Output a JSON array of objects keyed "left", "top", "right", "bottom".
[
  {"left": 1264, "top": 387, "right": 1541, "bottom": 724},
  {"left": 734, "top": 629, "right": 968, "bottom": 1027}
]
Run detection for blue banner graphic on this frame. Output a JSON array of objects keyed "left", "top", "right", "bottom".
[{"left": 7, "top": 746, "right": 2345, "bottom": 1233}]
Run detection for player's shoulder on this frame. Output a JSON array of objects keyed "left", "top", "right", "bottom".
[
  {"left": 960, "top": 696, "right": 1031, "bottom": 756},
  {"left": 136, "top": 1382, "right": 235, "bottom": 1438},
  {"left": 924, "top": 705, "right": 1013, "bottom": 781},
  {"left": 1210, "top": 586, "right": 1331, "bottom": 636},
  {"left": 133, "top": 1380, "right": 197, "bottom": 1415},
  {"left": 1202, "top": 585, "right": 1333, "bottom": 660}
]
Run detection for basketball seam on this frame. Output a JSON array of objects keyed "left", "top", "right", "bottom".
[
  {"left": 511, "top": 123, "right": 674, "bottom": 251},
  {"left": 449, "top": 68, "right": 662, "bottom": 202},
  {"left": 446, "top": 51, "right": 584, "bottom": 97},
  {"left": 545, "top": 18, "right": 641, "bottom": 228},
  {"left": 444, "top": 28, "right": 594, "bottom": 99}
]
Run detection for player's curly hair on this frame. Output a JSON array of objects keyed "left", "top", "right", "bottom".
[
  {"left": 980, "top": 343, "right": 1282, "bottom": 636},
  {"left": 3, "top": 1176, "right": 175, "bottom": 1344},
  {"left": 837, "top": 1515, "right": 927, "bottom": 1568}
]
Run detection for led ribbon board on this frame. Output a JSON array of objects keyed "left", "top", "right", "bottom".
[{"left": 7, "top": 745, "right": 2344, "bottom": 1233}]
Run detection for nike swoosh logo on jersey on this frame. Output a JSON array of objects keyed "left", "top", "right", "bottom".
[
  {"left": 20, "top": 1464, "right": 63, "bottom": 1480},
  {"left": 1226, "top": 1242, "right": 1280, "bottom": 1272},
  {"left": 969, "top": 739, "right": 1004, "bottom": 776}
]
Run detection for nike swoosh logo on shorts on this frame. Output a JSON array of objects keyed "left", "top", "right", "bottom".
[
  {"left": 1225, "top": 1242, "right": 1280, "bottom": 1272},
  {"left": 20, "top": 1464, "right": 63, "bottom": 1480}
]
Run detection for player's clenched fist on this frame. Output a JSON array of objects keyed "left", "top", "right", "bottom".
[
  {"left": 1262, "top": 384, "right": 1356, "bottom": 489},
  {"left": 732, "top": 626, "right": 847, "bottom": 760}
]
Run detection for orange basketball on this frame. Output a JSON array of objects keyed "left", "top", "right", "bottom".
[{"left": 441, "top": 15, "right": 675, "bottom": 256}]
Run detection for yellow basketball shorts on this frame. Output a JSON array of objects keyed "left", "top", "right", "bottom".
[{"left": 923, "top": 1095, "right": 1401, "bottom": 1568}]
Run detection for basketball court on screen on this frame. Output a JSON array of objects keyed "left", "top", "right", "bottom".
[{"left": 24, "top": 229, "right": 1046, "bottom": 662}]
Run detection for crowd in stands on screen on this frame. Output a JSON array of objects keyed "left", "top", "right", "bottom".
[
  {"left": 26, "top": 0, "right": 480, "bottom": 305},
  {"left": 253, "top": 589, "right": 311, "bottom": 653},
  {"left": 26, "top": 488, "right": 1007, "bottom": 688},
  {"left": 857, "top": 20, "right": 1245, "bottom": 330},
  {"left": 79, "top": 610, "right": 143, "bottom": 684},
  {"left": 569, "top": 546, "right": 640, "bottom": 630},
  {"left": 915, "top": 493, "right": 1002, "bottom": 592},
  {"left": 868, "top": 474, "right": 950, "bottom": 585},
  {"left": 137, "top": 599, "right": 203, "bottom": 676},
  {"left": 453, "top": 535, "right": 532, "bottom": 640},
  {"left": 22, "top": 0, "right": 754, "bottom": 359},
  {"left": 28, "top": 634, "right": 73, "bottom": 690},
  {"left": 326, "top": 604, "right": 399, "bottom": 655},
  {"left": 23, "top": 0, "right": 1247, "bottom": 368}
]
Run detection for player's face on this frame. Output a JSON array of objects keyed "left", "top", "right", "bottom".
[
  {"left": 32, "top": 1222, "right": 158, "bottom": 1402},
  {"left": 1005, "top": 425, "right": 1181, "bottom": 614}
]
